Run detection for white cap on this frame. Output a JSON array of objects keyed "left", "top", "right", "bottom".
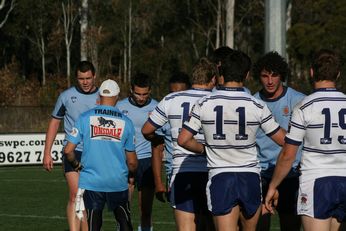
[{"left": 99, "top": 79, "right": 120, "bottom": 97}]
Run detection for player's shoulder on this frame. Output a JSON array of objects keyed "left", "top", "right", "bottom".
[
  {"left": 286, "top": 87, "right": 306, "bottom": 99},
  {"left": 117, "top": 97, "right": 130, "bottom": 106}
]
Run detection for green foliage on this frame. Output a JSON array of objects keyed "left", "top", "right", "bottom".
[{"left": 288, "top": 0, "right": 346, "bottom": 93}]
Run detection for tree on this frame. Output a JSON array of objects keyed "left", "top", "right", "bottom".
[
  {"left": 80, "top": 0, "right": 88, "bottom": 61},
  {"left": 0, "top": 0, "right": 15, "bottom": 28},
  {"left": 225, "top": 0, "right": 235, "bottom": 48},
  {"left": 62, "top": 0, "right": 78, "bottom": 87}
]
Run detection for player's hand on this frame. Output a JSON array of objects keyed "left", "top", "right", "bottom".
[
  {"left": 43, "top": 153, "right": 53, "bottom": 172},
  {"left": 155, "top": 183, "right": 167, "bottom": 203},
  {"left": 264, "top": 187, "right": 279, "bottom": 214},
  {"left": 128, "top": 180, "right": 135, "bottom": 203},
  {"left": 70, "top": 160, "right": 83, "bottom": 172}
]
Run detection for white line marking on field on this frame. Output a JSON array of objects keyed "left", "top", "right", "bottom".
[
  {"left": 0, "top": 213, "right": 175, "bottom": 225},
  {"left": 0, "top": 178, "right": 65, "bottom": 182}
]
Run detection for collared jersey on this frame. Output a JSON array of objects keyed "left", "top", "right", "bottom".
[
  {"left": 52, "top": 86, "right": 99, "bottom": 151},
  {"left": 285, "top": 88, "right": 346, "bottom": 180},
  {"left": 117, "top": 97, "right": 158, "bottom": 159},
  {"left": 66, "top": 105, "right": 136, "bottom": 192},
  {"left": 184, "top": 87, "right": 280, "bottom": 176},
  {"left": 148, "top": 88, "right": 212, "bottom": 175},
  {"left": 254, "top": 87, "right": 305, "bottom": 175}
]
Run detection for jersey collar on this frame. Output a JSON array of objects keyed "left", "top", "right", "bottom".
[
  {"left": 259, "top": 86, "right": 287, "bottom": 102},
  {"left": 128, "top": 96, "right": 152, "bottom": 108},
  {"left": 75, "top": 86, "right": 99, "bottom": 95}
]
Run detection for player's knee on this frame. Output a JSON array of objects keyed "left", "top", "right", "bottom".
[
  {"left": 114, "top": 204, "right": 133, "bottom": 231},
  {"left": 87, "top": 209, "right": 103, "bottom": 230}
]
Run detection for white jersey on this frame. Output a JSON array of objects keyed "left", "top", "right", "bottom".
[
  {"left": 184, "top": 87, "right": 280, "bottom": 176},
  {"left": 148, "top": 88, "right": 212, "bottom": 175},
  {"left": 286, "top": 88, "right": 346, "bottom": 181}
]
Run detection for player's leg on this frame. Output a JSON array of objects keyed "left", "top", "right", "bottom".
[
  {"left": 108, "top": 190, "right": 134, "bottom": 231},
  {"left": 174, "top": 209, "right": 197, "bottom": 231},
  {"left": 83, "top": 190, "right": 106, "bottom": 231},
  {"left": 136, "top": 158, "right": 155, "bottom": 231},
  {"left": 239, "top": 206, "right": 261, "bottom": 231},
  {"left": 191, "top": 172, "right": 215, "bottom": 231},
  {"left": 238, "top": 172, "right": 262, "bottom": 231},
  {"left": 277, "top": 176, "right": 301, "bottom": 231},
  {"left": 138, "top": 187, "right": 154, "bottom": 230},
  {"left": 213, "top": 206, "right": 240, "bottom": 231},
  {"left": 170, "top": 172, "right": 207, "bottom": 231},
  {"left": 301, "top": 215, "right": 333, "bottom": 231},
  {"left": 256, "top": 176, "right": 271, "bottom": 231},
  {"left": 208, "top": 172, "right": 248, "bottom": 231},
  {"left": 64, "top": 150, "right": 88, "bottom": 231}
]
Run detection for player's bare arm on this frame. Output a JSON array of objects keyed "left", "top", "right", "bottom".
[
  {"left": 265, "top": 143, "right": 298, "bottom": 213},
  {"left": 63, "top": 142, "right": 82, "bottom": 171},
  {"left": 43, "top": 118, "right": 61, "bottom": 171},
  {"left": 177, "top": 127, "right": 205, "bottom": 154},
  {"left": 269, "top": 127, "right": 286, "bottom": 146},
  {"left": 151, "top": 143, "right": 167, "bottom": 202},
  {"left": 126, "top": 151, "right": 138, "bottom": 179}
]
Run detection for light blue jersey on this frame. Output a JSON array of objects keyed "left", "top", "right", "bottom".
[
  {"left": 254, "top": 87, "right": 305, "bottom": 177},
  {"left": 66, "top": 105, "right": 136, "bottom": 192},
  {"left": 52, "top": 86, "right": 99, "bottom": 151},
  {"left": 117, "top": 97, "right": 158, "bottom": 159}
]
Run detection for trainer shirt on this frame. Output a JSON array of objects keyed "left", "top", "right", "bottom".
[
  {"left": 148, "top": 88, "right": 212, "bottom": 175},
  {"left": 285, "top": 88, "right": 346, "bottom": 181},
  {"left": 117, "top": 97, "right": 158, "bottom": 160},
  {"left": 254, "top": 87, "right": 305, "bottom": 177},
  {"left": 183, "top": 87, "right": 280, "bottom": 176},
  {"left": 52, "top": 86, "right": 99, "bottom": 151},
  {"left": 66, "top": 105, "right": 136, "bottom": 192}
]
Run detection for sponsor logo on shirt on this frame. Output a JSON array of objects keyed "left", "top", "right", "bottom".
[{"left": 90, "top": 116, "right": 125, "bottom": 141}]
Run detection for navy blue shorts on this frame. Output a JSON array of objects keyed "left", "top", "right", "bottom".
[
  {"left": 261, "top": 175, "right": 299, "bottom": 214},
  {"left": 170, "top": 172, "right": 209, "bottom": 213},
  {"left": 62, "top": 150, "right": 82, "bottom": 173},
  {"left": 207, "top": 172, "right": 261, "bottom": 217},
  {"left": 83, "top": 190, "right": 128, "bottom": 211},
  {"left": 136, "top": 157, "right": 155, "bottom": 190},
  {"left": 313, "top": 176, "right": 346, "bottom": 221}
]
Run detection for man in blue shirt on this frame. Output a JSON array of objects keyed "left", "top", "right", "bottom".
[
  {"left": 64, "top": 79, "right": 138, "bottom": 231},
  {"left": 43, "top": 61, "right": 99, "bottom": 231},
  {"left": 253, "top": 51, "right": 305, "bottom": 231},
  {"left": 117, "top": 73, "right": 158, "bottom": 231}
]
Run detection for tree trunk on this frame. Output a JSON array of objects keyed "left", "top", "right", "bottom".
[
  {"left": 215, "top": 0, "right": 221, "bottom": 48},
  {"left": 0, "top": 0, "right": 15, "bottom": 29},
  {"left": 128, "top": 0, "right": 132, "bottom": 83},
  {"left": 225, "top": 0, "right": 235, "bottom": 48},
  {"left": 80, "top": 0, "right": 88, "bottom": 61},
  {"left": 41, "top": 36, "right": 46, "bottom": 86}
]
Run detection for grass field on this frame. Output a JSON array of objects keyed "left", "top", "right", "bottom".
[{"left": 0, "top": 166, "right": 280, "bottom": 231}]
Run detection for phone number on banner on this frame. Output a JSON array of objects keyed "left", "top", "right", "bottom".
[{"left": 0, "top": 133, "right": 64, "bottom": 166}]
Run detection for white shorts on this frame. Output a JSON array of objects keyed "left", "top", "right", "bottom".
[{"left": 298, "top": 176, "right": 346, "bottom": 221}]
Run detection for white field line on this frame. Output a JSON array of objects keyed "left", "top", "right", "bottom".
[{"left": 0, "top": 213, "right": 175, "bottom": 225}]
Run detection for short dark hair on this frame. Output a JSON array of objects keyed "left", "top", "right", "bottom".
[
  {"left": 209, "top": 46, "right": 235, "bottom": 66},
  {"left": 131, "top": 73, "right": 152, "bottom": 89},
  {"left": 253, "top": 51, "right": 288, "bottom": 82},
  {"left": 75, "top": 61, "right": 95, "bottom": 76},
  {"left": 169, "top": 72, "right": 191, "bottom": 89},
  {"left": 191, "top": 57, "right": 219, "bottom": 85},
  {"left": 311, "top": 49, "right": 340, "bottom": 82},
  {"left": 221, "top": 50, "right": 251, "bottom": 83}
]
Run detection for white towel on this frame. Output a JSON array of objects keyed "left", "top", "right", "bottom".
[{"left": 75, "top": 188, "right": 85, "bottom": 220}]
